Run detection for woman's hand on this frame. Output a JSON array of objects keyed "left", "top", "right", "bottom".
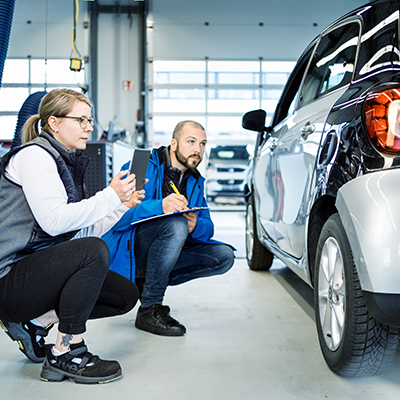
[{"left": 109, "top": 170, "right": 136, "bottom": 203}]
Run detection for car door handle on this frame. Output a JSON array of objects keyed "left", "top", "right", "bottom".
[{"left": 300, "top": 122, "right": 315, "bottom": 140}]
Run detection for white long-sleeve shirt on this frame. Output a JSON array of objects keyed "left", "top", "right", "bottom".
[{"left": 5, "top": 145, "right": 129, "bottom": 238}]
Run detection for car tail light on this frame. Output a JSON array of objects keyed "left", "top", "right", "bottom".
[{"left": 365, "top": 88, "right": 400, "bottom": 154}]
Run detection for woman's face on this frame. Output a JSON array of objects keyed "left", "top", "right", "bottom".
[{"left": 53, "top": 101, "right": 93, "bottom": 150}]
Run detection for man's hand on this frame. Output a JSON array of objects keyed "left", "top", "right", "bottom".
[
  {"left": 122, "top": 188, "right": 145, "bottom": 208},
  {"left": 122, "top": 179, "right": 148, "bottom": 208},
  {"left": 183, "top": 211, "right": 197, "bottom": 233},
  {"left": 162, "top": 193, "right": 188, "bottom": 214}
]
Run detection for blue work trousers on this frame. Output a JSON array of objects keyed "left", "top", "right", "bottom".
[{"left": 134, "top": 214, "right": 234, "bottom": 307}]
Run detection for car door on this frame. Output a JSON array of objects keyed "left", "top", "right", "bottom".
[
  {"left": 271, "top": 21, "right": 361, "bottom": 259},
  {"left": 253, "top": 46, "right": 315, "bottom": 244}
]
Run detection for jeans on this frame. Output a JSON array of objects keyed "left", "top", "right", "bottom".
[
  {"left": 0, "top": 237, "right": 139, "bottom": 334},
  {"left": 134, "top": 214, "right": 235, "bottom": 308}
]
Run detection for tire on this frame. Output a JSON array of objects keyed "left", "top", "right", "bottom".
[
  {"left": 314, "top": 213, "right": 399, "bottom": 377},
  {"left": 245, "top": 195, "right": 274, "bottom": 271}
]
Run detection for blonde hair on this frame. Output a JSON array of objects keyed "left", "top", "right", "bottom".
[
  {"left": 172, "top": 120, "right": 205, "bottom": 141},
  {"left": 22, "top": 89, "right": 91, "bottom": 143}
]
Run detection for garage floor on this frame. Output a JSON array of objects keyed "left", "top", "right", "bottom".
[{"left": 1, "top": 209, "right": 400, "bottom": 399}]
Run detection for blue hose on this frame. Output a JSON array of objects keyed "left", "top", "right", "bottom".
[
  {"left": 11, "top": 91, "right": 47, "bottom": 148},
  {"left": 0, "top": 0, "right": 16, "bottom": 89}
]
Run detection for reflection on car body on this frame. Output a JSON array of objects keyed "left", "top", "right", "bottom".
[{"left": 243, "top": 0, "right": 400, "bottom": 377}]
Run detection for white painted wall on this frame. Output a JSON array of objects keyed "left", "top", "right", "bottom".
[
  {"left": 8, "top": 0, "right": 80, "bottom": 59},
  {"left": 151, "top": 0, "right": 367, "bottom": 60}
]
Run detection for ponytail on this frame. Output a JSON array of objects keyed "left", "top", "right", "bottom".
[{"left": 22, "top": 114, "right": 41, "bottom": 143}]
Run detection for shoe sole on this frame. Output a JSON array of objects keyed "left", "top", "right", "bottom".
[
  {"left": 0, "top": 321, "right": 44, "bottom": 363},
  {"left": 135, "top": 320, "right": 186, "bottom": 336},
  {"left": 40, "top": 359, "right": 122, "bottom": 384}
]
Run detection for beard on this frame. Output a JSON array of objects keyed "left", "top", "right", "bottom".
[{"left": 175, "top": 143, "right": 202, "bottom": 170}]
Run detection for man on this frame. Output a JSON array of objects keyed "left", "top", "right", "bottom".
[{"left": 103, "top": 120, "right": 235, "bottom": 336}]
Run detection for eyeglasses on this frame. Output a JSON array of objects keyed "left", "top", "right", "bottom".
[{"left": 54, "top": 116, "right": 95, "bottom": 129}]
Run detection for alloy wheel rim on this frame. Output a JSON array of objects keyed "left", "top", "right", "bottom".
[{"left": 318, "top": 237, "right": 346, "bottom": 351}]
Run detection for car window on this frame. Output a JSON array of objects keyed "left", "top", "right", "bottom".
[
  {"left": 271, "top": 45, "right": 315, "bottom": 127},
  {"left": 299, "top": 22, "right": 360, "bottom": 108}
]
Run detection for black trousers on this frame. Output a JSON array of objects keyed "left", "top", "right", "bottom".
[{"left": 0, "top": 237, "right": 138, "bottom": 334}]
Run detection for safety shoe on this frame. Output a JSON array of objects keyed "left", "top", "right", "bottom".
[
  {"left": 0, "top": 320, "right": 53, "bottom": 363},
  {"left": 40, "top": 341, "right": 122, "bottom": 384},
  {"left": 135, "top": 304, "right": 186, "bottom": 336}
]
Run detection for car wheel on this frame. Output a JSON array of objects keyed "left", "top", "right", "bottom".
[
  {"left": 245, "top": 195, "right": 274, "bottom": 271},
  {"left": 314, "top": 213, "right": 399, "bottom": 377}
]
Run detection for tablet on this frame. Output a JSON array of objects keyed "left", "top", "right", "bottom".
[{"left": 130, "top": 148, "right": 151, "bottom": 190}]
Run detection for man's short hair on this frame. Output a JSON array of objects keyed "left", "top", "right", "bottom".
[{"left": 172, "top": 120, "right": 205, "bottom": 141}]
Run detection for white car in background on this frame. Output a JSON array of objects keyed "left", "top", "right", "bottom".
[{"left": 205, "top": 142, "right": 251, "bottom": 203}]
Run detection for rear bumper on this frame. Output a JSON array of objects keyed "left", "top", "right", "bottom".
[{"left": 207, "top": 189, "right": 244, "bottom": 198}]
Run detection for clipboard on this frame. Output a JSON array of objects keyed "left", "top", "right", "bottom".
[{"left": 130, "top": 207, "right": 209, "bottom": 226}]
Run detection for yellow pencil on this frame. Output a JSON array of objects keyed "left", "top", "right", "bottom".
[{"left": 169, "top": 180, "right": 180, "bottom": 195}]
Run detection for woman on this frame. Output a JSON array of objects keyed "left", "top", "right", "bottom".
[{"left": 0, "top": 89, "right": 141, "bottom": 384}]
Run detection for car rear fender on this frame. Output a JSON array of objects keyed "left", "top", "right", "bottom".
[{"left": 336, "top": 169, "right": 400, "bottom": 294}]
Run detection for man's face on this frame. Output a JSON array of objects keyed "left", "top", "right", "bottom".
[{"left": 172, "top": 126, "right": 207, "bottom": 171}]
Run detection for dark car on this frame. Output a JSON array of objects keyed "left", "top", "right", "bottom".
[{"left": 243, "top": 0, "right": 400, "bottom": 377}]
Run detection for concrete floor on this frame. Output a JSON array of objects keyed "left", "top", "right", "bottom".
[{"left": 1, "top": 209, "right": 400, "bottom": 399}]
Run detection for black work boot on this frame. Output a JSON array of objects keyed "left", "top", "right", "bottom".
[
  {"left": 40, "top": 341, "right": 122, "bottom": 384},
  {"left": 135, "top": 304, "right": 186, "bottom": 336},
  {"left": 0, "top": 320, "right": 53, "bottom": 363}
]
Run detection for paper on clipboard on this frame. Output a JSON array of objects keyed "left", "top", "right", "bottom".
[{"left": 130, "top": 207, "right": 209, "bottom": 226}]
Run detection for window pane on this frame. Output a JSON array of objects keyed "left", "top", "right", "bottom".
[
  {"left": 208, "top": 61, "right": 260, "bottom": 72},
  {"left": 263, "top": 72, "right": 291, "bottom": 85},
  {"left": 2, "top": 59, "right": 29, "bottom": 83},
  {"left": 262, "top": 61, "right": 296, "bottom": 72},
  {"left": 262, "top": 89, "right": 284, "bottom": 100},
  {"left": 0, "top": 115, "right": 18, "bottom": 140},
  {"left": 154, "top": 72, "right": 205, "bottom": 84},
  {"left": 262, "top": 61, "right": 295, "bottom": 85},
  {"left": 154, "top": 88, "right": 205, "bottom": 99},
  {"left": 153, "top": 89, "right": 206, "bottom": 112},
  {"left": 208, "top": 89, "right": 259, "bottom": 113},
  {"left": 31, "top": 59, "right": 85, "bottom": 84},
  {"left": 209, "top": 89, "right": 258, "bottom": 100},
  {"left": 209, "top": 72, "right": 259, "bottom": 84},
  {"left": 261, "top": 89, "right": 284, "bottom": 114},
  {"left": 208, "top": 61, "right": 260, "bottom": 85},
  {"left": 261, "top": 99, "right": 281, "bottom": 114},
  {"left": 300, "top": 22, "right": 360, "bottom": 107},
  {"left": 207, "top": 116, "right": 256, "bottom": 142},
  {"left": 153, "top": 61, "right": 206, "bottom": 84},
  {"left": 0, "top": 88, "right": 30, "bottom": 111}
]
